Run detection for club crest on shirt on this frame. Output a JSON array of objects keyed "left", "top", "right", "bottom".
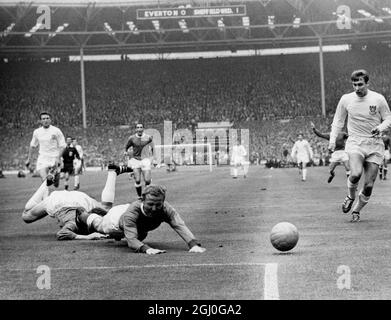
[{"left": 369, "top": 105, "right": 377, "bottom": 115}]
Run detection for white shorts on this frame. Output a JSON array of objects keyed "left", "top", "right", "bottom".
[
  {"left": 296, "top": 155, "right": 310, "bottom": 164},
  {"left": 330, "top": 150, "right": 349, "bottom": 163},
  {"left": 231, "top": 156, "right": 245, "bottom": 166},
  {"left": 345, "top": 137, "right": 384, "bottom": 166},
  {"left": 101, "top": 204, "right": 129, "bottom": 237},
  {"left": 36, "top": 156, "right": 57, "bottom": 171},
  {"left": 128, "top": 158, "right": 151, "bottom": 171}
]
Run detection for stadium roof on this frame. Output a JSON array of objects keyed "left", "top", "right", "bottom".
[{"left": 1, "top": 0, "right": 391, "bottom": 57}]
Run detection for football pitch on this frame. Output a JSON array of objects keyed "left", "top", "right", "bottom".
[{"left": 1, "top": 165, "right": 391, "bottom": 300}]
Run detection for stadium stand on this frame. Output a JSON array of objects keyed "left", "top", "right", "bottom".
[{"left": 0, "top": 47, "right": 390, "bottom": 170}]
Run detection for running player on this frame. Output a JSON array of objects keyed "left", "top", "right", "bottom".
[
  {"left": 230, "top": 141, "right": 249, "bottom": 178},
  {"left": 125, "top": 123, "right": 156, "bottom": 200},
  {"left": 329, "top": 69, "right": 391, "bottom": 222},
  {"left": 61, "top": 136, "right": 80, "bottom": 190},
  {"left": 310, "top": 122, "right": 350, "bottom": 183},
  {"left": 379, "top": 133, "right": 391, "bottom": 180},
  {"left": 26, "top": 112, "right": 66, "bottom": 193},
  {"left": 291, "top": 133, "right": 313, "bottom": 181}
]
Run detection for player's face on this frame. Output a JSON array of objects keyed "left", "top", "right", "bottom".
[
  {"left": 40, "top": 114, "right": 51, "bottom": 128},
  {"left": 143, "top": 195, "right": 164, "bottom": 217},
  {"left": 66, "top": 137, "right": 72, "bottom": 145},
  {"left": 136, "top": 124, "right": 144, "bottom": 136},
  {"left": 298, "top": 134, "right": 303, "bottom": 140},
  {"left": 352, "top": 77, "right": 368, "bottom": 97}
]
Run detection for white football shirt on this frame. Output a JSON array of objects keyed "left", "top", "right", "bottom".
[{"left": 30, "top": 125, "right": 66, "bottom": 158}]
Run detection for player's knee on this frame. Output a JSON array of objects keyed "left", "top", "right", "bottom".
[
  {"left": 349, "top": 173, "right": 361, "bottom": 183},
  {"left": 22, "top": 210, "right": 35, "bottom": 223}
]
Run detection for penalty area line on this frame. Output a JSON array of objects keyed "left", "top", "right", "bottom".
[
  {"left": 5, "top": 262, "right": 280, "bottom": 299},
  {"left": 264, "top": 263, "right": 279, "bottom": 300}
]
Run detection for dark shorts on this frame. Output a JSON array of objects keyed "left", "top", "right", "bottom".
[{"left": 61, "top": 165, "right": 74, "bottom": 175}]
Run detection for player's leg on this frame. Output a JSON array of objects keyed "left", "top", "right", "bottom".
[
  {"left": 243, "top": 161, "right": 249, "bottom": 178},
  {"left": 22, "top": 181, "right": 50, "bottom": 223},
  {"left": 383, "top": 158, "right": 388, "bottom": 180},
  {"left": 297, "top": 161, "right": 302, "bottom": 176},
  {"left": 379, "top": 160, "right": 384, "bottom": 180},
  {"left": 143, "top": 170, "right": 152, "bottom": 186},
  {"left": 133, "top": 168, "right": 143, "bottom": 200},
  {"left": 327, "top": 161, "right": 338, "bottom": 183},
  {"left": 73, "top": 164, "right": 80, "bottom": 190},
  {"left": 301, "top": 161, "right": 308, "bottom": 181},
  {"left": 38, "top": 167, "right": 49, "bottom": 182},
  {"left": 350, "top": 161, "right": 379, "bottom": 222},
  {"left": 342, "top": 153, "right": 364, "bottom": 213},
  {"left": 101, "top": 162, "right": 132, "bottom": 210},
  {"left": 64, "top": 171, "right": 70, "bottom": 190},
  {"left": 74, "top": 172, "right": 80, "bottom": 190},
  {"left": 22, "top": 200, "right": 49, "bottom": 223},
  {"left": 141, "top": 159, "right": 152, "bottom": 186},
  {"left": 24, "top": 180, "right": 49, "bottom": 212},
  {"left": 343, "top": 160, "right": 351, "bottom": 177}
]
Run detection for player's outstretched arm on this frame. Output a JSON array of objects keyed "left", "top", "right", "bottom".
[{"left": 75, "top": 232, "right": 109, "bottom": 240}]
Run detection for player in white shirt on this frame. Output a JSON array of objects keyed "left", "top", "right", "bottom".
[
  {"left": 26, "top": 112, "right": 66, "bottom": 192},
  {"left": 230, "top": 141, "right": 249, "bottom": 178},
  {"left": 291, "top": 133, "right": 313, "bottom": 181},
  {"left": 72, "top": 137, "right": 84, "bottom": 190},
  {"left": 22, "top": 163, "right": 132, "bottom": 240},
  {"left": 329, "top": 69, "right": 391, "bottom": 222}
]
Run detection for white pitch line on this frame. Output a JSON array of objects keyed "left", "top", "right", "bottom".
[
  {"left": 264, "top": 263, "right": 279, "bottom": 300},
  {"left": 5, "top": 262, "right": 270, "bottom": 272},
  {"left": 6, "top": 262, "right": 280, "bottom": 299}
]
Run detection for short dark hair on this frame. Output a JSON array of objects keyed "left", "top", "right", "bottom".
[
  {"left": 40, "top": 112, "right": 51, "bottom": 119},
  {"left": 142, "top": 185, "right": 167, "bottom": 201},
  {"left": 351, "top": 69, "right": 369, "bottom": 83}
]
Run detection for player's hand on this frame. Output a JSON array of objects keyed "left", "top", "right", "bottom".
[
  {"left": 87, "top": 232, "right": 109, "bottom": 240},
  {"left": 310, "top": 121, "right": 315, "bottom": 129},
  {"left": 371, "top": 127, "right": 381, "bottom": 137},
  {"left": 189, "top": 245, "right": 206, "bottom": 253},
  {"left": 146, "top": 248, "right": 166, "bottom": 255}
]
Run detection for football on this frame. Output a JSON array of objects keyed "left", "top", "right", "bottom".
[{"left": 270, "top": 222, "right": 299, "bottom": 252}]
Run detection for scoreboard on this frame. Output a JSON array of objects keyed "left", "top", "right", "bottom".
[{"left": 137, "top": 5, "right": 246, "bottom": 20}]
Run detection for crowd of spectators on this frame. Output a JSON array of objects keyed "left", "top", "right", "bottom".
[{"left": 0, "top": 46, "right": 390, "bottom": 170}]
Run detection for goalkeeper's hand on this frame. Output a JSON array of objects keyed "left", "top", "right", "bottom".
[
  {"left": 189, "top": 245, "right": 206, "bottom": 253},
  {"left": 146, "top": 248, "right": 166, "bottom": 255}
]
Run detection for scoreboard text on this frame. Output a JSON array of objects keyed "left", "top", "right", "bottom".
[{"left": 137, "top": 5, "right": 246, "bottom": 20}]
